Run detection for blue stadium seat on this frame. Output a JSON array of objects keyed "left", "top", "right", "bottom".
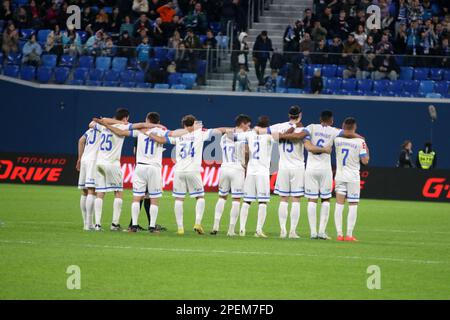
[
  {"left": 303, "top": 76, "right": 312, "bottom": 89},
  {"left": 148, "top": 58, "right": 160, "bottom": 71},
  {"left": 136, "top": 82, "right": 152, "bottom": 88},
  {"left": 279, "top": 64, "right": 289, "bottom": 77},
  {"left": 414, "top": 68, "right": 429, "bottom": 80},
  {"left": 79, "top": 56, "right": 94, "bottom": 69},
  {"left": 69, "top": 79, "right": 84, "bottom": 85},
  {"left": 103, "top": 70, "right": 120, "bottom": 82},
  {"left": 76, "top": 31, "right": 88, "bottom": 44},
  {"left": 400, "top": 67, "right": 414, "bottom": 80},
  {"left": 120, "top": 70, "right": 135, "bottom": 82},
  {"left": 341, "top": 78, "right": 357, "bottom": 91},
  {"left": 172, "top": 84, "right": 187, "bottom": 90},
  {"left": 276, "top": 87, "right": 288, "bottom": 93},
  {"left": 216, "top": 35, "right": 228, "bottom": 49},
  {"left": 112, "top": 57, "right": 128, "bottom": 72},
  {"left": 434, "top": 81, "right": 449, "bottom": 95},
  {"left": 287, "top": 88, "right": 303, "bottom": 94},
  {"left": 356, "top": 79, "right": 373, "bottom": 92},
  {"left": 103, "top": 6, "right": 113, "bottom": 14},
  {"left": 59, "top": 55, "right": 75, "bottom": 67},
  {"left": 425, "top": 93, "right": 442, "bottom": 99},
  {"left": 120, "top": 82, "right": 136, "bottom": 88},
  {"left": 210, "top": 22, "right": 221, "bottom": 34},
  {"left": 37, "top": 29, "right": 51, "bottom": 43},
  {"left": 403, "top": 80, "right": 420, "bottom": 93},
  {"left": 336, "top": 65, "right": 346, "bottom": 78},
  {"left": 95, "top": 57, "right": 111, "bottom": 70},
  {"left": 383, "top": 91, "right": 396, "bottom": 97},
  {"left": 276, "top": 76, "right": 286, "bottom": 88},
  {"left": 429, "top": 68, "right": 443, "bottom": 81},
  {"left": 154, "top": 83, "right": 170, "bottom": 89},
  {"left": 7, "top": 52, "right": 22, "bottom": 65},
  {"left": 0, "top": 52, "right": 3, "bottom": 64},
  {"left": 199, "top": 35, "right": 207, "bottom": 44},
  {"left": 388, "top": 80, "right": 403, "bottom": 94},
  {"left": 398, "top": 91, "right": 413, "bottom": 97},
  {"left": 168, "top": 73, "right": 182, "bottom": 86},
  {"left": 85, "top": 80, "right": 102, "bottom": 86},
  {"left": 19, "top": 39, "right": 26, "bottom": 51},
  {"left": 102, "top": 81, "right": 119, "bottom": 87},
  {"left": 74, "top": 67, "right": 89, "bottom": 81},
  {"left": 20, "top": 65, "right": 36, "bottom": 80},
  {"left": 37, "top": 67, "right": 53, "bottom": 83},
  {"left": 154, "top": 47, "right": 168, "bottom": 61},
  {"left": 307, "top": 64, "right": 322, "bottom": 77},
  {"left": 180, "top": 73, "right": 197, "bottom": 89},
  {"left": 0, "top": 20, "right": 4, "bottom": 33},
  {"left": 134, "top": 71, "right": 145, "bottom": 83},
  {"left": 350, "top": 90, "right": 363, "bottom": 96},
  {"left": 54, "top": 67, "right": 70, "bottom": 84},
  {"left": 166, "top": 48, "right": 176, "bottom": 61},
  {"left": 20, "top": 28, "right": 35, "bottom": 39},
  {"left": 41, "top": 54, "right": 57, "bottom": 68},
  {"left": 419, "top": 80, "right": 435, "bottom": 94},
  {"left": 321, "top": 65, "right": 337, "bottom": 78},
  {"left": 337, "top": 89, "right": 351, "bottom": 95},
  {"left": 89, "top": 69, "right": 104, "bottom": 81},
  {"left": 373, "top": 80, "right": 390, "bottom": 92},
  {"left": 444, "top": 70, "right": 450, "bottom": 81},
  {"left": 325, "top": 78, "right": 342, "bottom": 92},
  {"left": 196, "top": 60, "right": 207, "bottom": 77},
  {"left": 4, "top": 64, "right": 20, "bottom": 77}
]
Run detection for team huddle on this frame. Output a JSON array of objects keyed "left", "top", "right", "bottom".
[{"left": 77, "top": 105, "right": 369, "bottom": 241}]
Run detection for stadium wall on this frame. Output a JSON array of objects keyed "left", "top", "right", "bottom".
[{"left": 0, "top": 77, "right": 449, "bottom": 169}]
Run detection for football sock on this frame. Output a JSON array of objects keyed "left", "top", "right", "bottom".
[
  {"left": 239, "top": 202, "right": 250, "bottom": 232},
  {"left": 195, "top": 198, "right": 205, "bottom": 225},
  {"left": 80, "top": 195, "right": 87, "bottom": 226},
  {"left": 278, "top": 201, "right": 288, "bottom": 234},
  {"left": 319, "top": 201, "right": 330, "bottom": 234},
  {"left": 174, "top": 200, "right": 184, "bottom": 229},
  {"left": 144, "top": 198, "right": 151, "bottom": 225},
  {"left": 149, "top": 205, "right": 158, "bottom": 228},
  {"left": 347, "top": 205, "right": 358, "bottom": 237},
  {"left": 307, "top": 202, "right": 317, "bottom": 236},
  {"left": 228, "top": 201, "right": 240, "bottom": 233},
  {"left": 334, "top": 203, "right": 345, "bottom": 236},
  {"left": 112, "top": 198, "right": 123, "bottom": 225},
  {"left": 290, "top": 202, "right": 300, "bottom": 233},
  {"left": 213, "top": 198, "right": 226, "bottom": 231},
  {"left": 131, "top": 202, "right": 140, "bottom": 226},
  {"left": 85, "top": 194, "right": 95, "bottom": 227},
  {"left": 94, "top": 198, "right": 103, "bottom": 226},
  {"left": 256, "top": 203, "right": 267, "bottom": 233}
]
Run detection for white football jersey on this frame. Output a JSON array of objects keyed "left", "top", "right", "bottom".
[
  {"left": 168, "top": 129, "right": 213, "bottom": 172},
  {"left": 334, "top": 137, "right": 368, "bottom": 182},
  {"left": 95, "top": 123, "right": 132, "bottom": 165},
  {"left": 269, "top": 121, "right": 307, "bottom": 170},
  {"left": 81, "top": 127, "right": 101, "bottom": 162},
  {"left": 237, "top": 131, "right": 273, "bottom": 175},
  {"left": 220, "top": 134, "right": 246, "bottom": 170},
  {"left": 305, "top": 124, "right": 342, "bottom": 171},
  {"left": 133, "top": 127, "right": 166, "bottom": 167}
]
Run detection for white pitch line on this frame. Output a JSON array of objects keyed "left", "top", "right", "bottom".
[{"left": 0, "top": 239, "right": 448, "bottom": 266}]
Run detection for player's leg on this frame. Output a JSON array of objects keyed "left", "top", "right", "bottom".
[
  {"left": 78, "top": 161, "right": 88, "bottom": 229},
  {"left": 148, "top": 198, "right": 160, "bottom": 233},
  {"left": 130, "top": 195, "right": 145, "bottom": 232},
  {"left": 212, "top": 169, "right": 230, "bottom": 234},
  {"left": 345, "top": 182, "right": 360, "bottom": 242},
  {"left": 289, "top": 197, "right": 301, "bottom": 239},
  {"left": 318, "top": 170, "right": 333, "bottom": 240},
  {"left": 173, "top": 172, "right": 187, "bottom": 235},
  {"left": 147, "top": 166, "right": 163, "bottom": 233},
  {"left": 111, "top": 190, "right": 123, "bottom": 231},
  {"left": 275, "top": 169, "right": 289, "bottom": 238},
  {"left": 289, "top": 168, "right": 304, "bottom": 238},
  {"left": 85, "top": 188, "right": 96, "bottom": 230},
  {"left": 241, "top": 175, "right": 256, "bottom": 236},
  {"left": 187, "top": 172, "right": 206, "bottom": 234},
  {"left": 80, "top": 189, "right": 88, "bottom": 230},
  {"left": 255, "top": 174, "right": 270, "bottom": 238},
  {"left": 334, "top": 190, "right": 346, "bottom": 241},
  {"left": 94, "top": 165, "right": 106, "bottom": 230},
  {"left": 227, "top": 169, "right": 244, "bottom": 236},
  {"left": 305, "top": 170, "right": 319, "bottom": 239}
]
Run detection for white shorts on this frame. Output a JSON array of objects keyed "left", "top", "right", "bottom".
[
  {"left": 78, "top": 160, "right": 96, "bottom": 189},
  {"left": 95, "top": 163, "right": 123, "bottom": 192},
  {"left": 304, "top": 169, "right": 333, "bottom": 199},
  {"left": 335, "top": 180, "right": 360, "bottom": 202},
  {"left": 274, "top": 168, "right": 305, "bottom": 197},
  {"left": 132, "top": 164, "right": 163, "bottom": 198},
  {"left": 218, "top": 167, "right": 245, "bottom": 198},
  {"left": 172, "top": 171, "right": 204, "bottom": 198},
  {"left": 243, "top": 174, "right": 270, "bottom": 203}
]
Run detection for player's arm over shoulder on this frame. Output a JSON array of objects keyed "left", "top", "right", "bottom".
[{"left": 360, "top": 139, "right": 370, "bottom": 165}]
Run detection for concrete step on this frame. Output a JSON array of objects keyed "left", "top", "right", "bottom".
[
  {"left": 269, "top": 4, "right": 310, "bottom": 12},
  {"left": 209, "top": 73, "right": 259, "bottom": 81},
  {"left": 262, "top": 10, "right": 305, "bottom": 18},
  {"left": 258, "top": 16, "right": 300, "bottom": 24},
  {"left": 272, "top": 0, "right": 312, "bottom": 4},
  {"left": 198, "top": 85, "right": 233, "bottom": 92}
]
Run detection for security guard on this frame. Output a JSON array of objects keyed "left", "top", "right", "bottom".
[{"left": 416, "top": 142, "right": 437, "bottom": 170}]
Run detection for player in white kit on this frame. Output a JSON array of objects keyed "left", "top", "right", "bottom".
[
  {"left": 333, "top": 118, "right": 369, "bottom": 242},
  {"left": 77, "top": 124, "right": 101, "bottom": 230},
  {"left": 260, "top": 106, "right": 332, "bottom": 239},
  {"left": 149, "top": 114, "right": 232, "bottom": 235},
  {"left": 211, "top": 114, "right": 251, "bottom": 236}
]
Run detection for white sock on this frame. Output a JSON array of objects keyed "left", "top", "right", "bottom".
[
  {"left": 318, "top": 201, "right": 330, "bottom": 234},
  {"left": 278, "top": 201, "right": 288, "bottom": 233},
  {"left": 347, "top": 205, "right": 358, "bottom": 237},
  {"left": 149, "top": 205, "right": 158, "bottom": 228},
  {"left": 86, "top": 194, "right": 95, "bottom": 227},
  {"left": 307, "top": 202, "right": 317, "bottom": 236},
  {"left": 228, "top": 201, "right": 240, "bottom": 233},
  {"left": 334, "top": 203, "right": 345, "bottom": 236},
  {"left": 290, "top": 202, "right": 300, "bottom": 233},
  {"left": 112, "top": 198, "right": 123, "bottom": 225},
  {"left": 256, "top": 203, "right": 267, "bottom": 233},
  {"left": 213, "top": 198, "right": 226, "bottom": 231},
  {"left": 80, "top": 195, "right": 87, "bottom": 226},
  {"left": 174, "top": 200, "right": 184, "bottom": 229},
  {"left": 131, "top": 202, "right": 140, "bottom": 226},
  {"left": 195, "top": 198, "right": 205, "bottom": 225},
  {"left": 239, "top": 202, "right": 250, "bottom": 232},
  {"left": 94, "top": 198, "right": 103, "bottom": 226}
]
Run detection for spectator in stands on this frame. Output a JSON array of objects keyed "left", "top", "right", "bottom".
[
  {"left": 328, "top": 35, "right": 343, "bottom": 64},
  {"left": 44, "top": 1, "right": 58, "bottom": 29},
  {"left": 286, "top": 61, "right": 303, "bottom": 89},
  {"left": 109, "top": 7, "right": 122, "bottom": 35},
  {"left": 312, "top": 38, "right": 329, "bottom": 64},
  {"left": 436, "top": 37, "right": 450, "bottom": 68},
  {"left": 168, "top": 30, "right": 182, "bottom": 48},
  {"left": 407, "top": 0, "right": 424, "bottom": 23},
  {"left": 134, "top": 13, "right": 151, "bottom": 37},
  {"left": 117, "top": 30, "right": 135, "bottom": 58},
  {"left": 382, "top": 13, "right": 395, "bottom": 33},
  {"left": 221, "top": 0, "right": 238, "bottom": 34},
  {"left": 136, "top": 36, "right": 151, "bottom": 71},
  {"left": 14, "top": 6, "right": 31, "bottom": 29},
  {"left": 184, "top": 2, "right": 208, "bottom": 34},
  {"left": 81, "top": 6, "right": 94, "bottom": 31},
  {"left": 2, "top": 22, "right": 19, "bottom": 56},
  {"left": 343, "top": 50, "right": 361, "bottom": 79},
  {"left": 284, "top": 20, "right": 304, "bottom": 53},
  {"left": 311, "top": 68, "right": 323, "bottom": 94},
  {"left": 103, "top": 37, "right": 117, "bottom": 57},
  {"left": 162, "top": 15, "right": 186, "bottom": 40},
  {"left": 253, "top": 30, "right": 273, "bottom": 86},
  {"left": 86, "top": 29, "right": 106, "bottom": 56},
  {"left": 264, "top": 69, "right": 278, "bottom": 93},
  {"left": 152, "top": 17, "right": 166, "bottom": 47},
  {"left": 184, "top": 28, "right": 201, "bottom": 51},
  {"left": 236, "top": 65, "right": 251, "bottom": 92},
  {"left": 270, "top": 48, "right": 285, "bottom": 72},
  {"left": 311, "top": 19, "right": 327, "bottom": 42},
  {"left": 175, "top": 42, "right": 195, "bottom": 73},
  {"left": 27, "top": 0, "right": 42, "bottom": 29},
  {"left": 133, "top": 0, "right": 150, "bottom": 18},
  {"left": 231, "top": 32, "right": 249, "bottom": 91},
  {"left": 148, "top": 0, "right": 162, "bottom": 20},
  {"left": 335, "top": 10, "right": 350, "bottom": 39},
  {"left": 299, "top": 32, "right": 314, "bottom": 64},
  {"left": 373, "top": 53, "right": 399, "bottom": 80},
  {"left": 394, "top": 0, "right": 408, "bottom": 33},
  {"left": 22, "top": 34, "right": 42, "bottom": 66},
  {"left": 320, "top": 7, "right": 335, "bottom": 34},
  {"left": 343, "top": 33, "right": 361, "bottom": 56},
  {"left": 375, "top": 33, "right": 394, "bottom": 54},
  {"left": 343, "top": 0, "right": 358, "bottom": 28},
  {"left": 62, "top": 27, "right": 82, "bottom": 57},
  {"left": 120, "top": 15, "right": 134, "bottom": 35},
  {"left": 157, "top": 1, "right": 176, "bottom": 23},
  {"left": 202, "top": 29, "right": 218, "bottom": 72},
  {"left": 167, "top": 60, "right": 177, "bottom": 74},
  {"left": 57, "top": 2, "right": 70, "bottom": 30},
  {"left": 303, "top": 8, "right": 315, "bottom": 33},
  {"left": 395, "top": 22, "right": 408, "bottom": 53},
  {"left": 357, "top": 50, "right": 376, "bottom": 79},
  {"left": 0, "top": 0, "right": 13, "bottom": 21},
  {"left": 354, "top": 24, "right": 367, "bottom": 47},
  {"left": 45, "top": 24, "right": 63, "bottom": 56},
  {"left": 95, "top": 8, "right": 110, "bottom": 31},
  {"left": 397, "top": 140, "right": 414, "bottom": 168}
]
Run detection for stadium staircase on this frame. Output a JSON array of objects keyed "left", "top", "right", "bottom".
[{"left": 199, "top": 0, "right": 313, "bottom": 92}]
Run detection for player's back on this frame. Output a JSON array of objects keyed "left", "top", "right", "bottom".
[
  {"left": 220, "top": 134, "right": 246, "bottom": 170},
  {"left": 170, "top": 129, "right": 212, "bottom": 172},
  {"left": 96, "top": 123, "right": 131, "bottom": 165},
  {"left": 270, "top": 121, "right": 306, "bottom": 170},
  {"left": 135, "top": 127, "right": 166, "bottom": 167},
  {"left": 334, "top": 137, "right": 367, "bottom": 182},
  {"left": 305, "top": 123, "right": 341, "bottom": 171},
  {"left": 245, "top": 131, "right": 273, "bottom": 175},
  {"left": 81, "top": 127, "right": 102, "bottom": 162}
]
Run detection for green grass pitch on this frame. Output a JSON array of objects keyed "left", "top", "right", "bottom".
[{"left": 0, "top": 183, "right": 449, "bottom": 300}]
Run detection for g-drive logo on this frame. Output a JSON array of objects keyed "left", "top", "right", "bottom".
[{"left": 66, "top": 5, "right": 81, "bottom": 30}]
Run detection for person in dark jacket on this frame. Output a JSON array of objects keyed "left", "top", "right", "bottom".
[
  {"left": 231, "top": 32, "right": 249, "bottom": 91},
  {"left": 252, "top": 30, "right": 273, "bottom": 86},
  {"left": 311, "top": 68, "right": 323, "bottom": 94},
  {"left": 373, "top": 53, "right": 399, "bottom": 80},
  {"left": 397, "top": 140, "right": 414, "bottom": 168},
  {"left": 270, "top": 49, "right": 285, "bottom": 71}
]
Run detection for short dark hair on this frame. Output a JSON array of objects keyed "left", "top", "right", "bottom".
[
  {"left": 343, "top": 117, "right": 357, "bottom": 130},
  {"left": 320, "top": 110, "right": 333, "bottom": 122},
  {"left": 235, "top": 114, "right": 252, "bottom": 127},
  {"left": 257, "top": 115, "right": 270, "bottom": 128},
  {"left": 115, "top": 108, "right": 130, "bottom": 120},
  {"left": 289, "top": 105, "right": 302, "bottom": 119},
  {"left": 146, "top": 112, "right": 160, "bottom": 124},
  {"left": 181, "top": 114, "right": 196, "bottom": 127}
]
